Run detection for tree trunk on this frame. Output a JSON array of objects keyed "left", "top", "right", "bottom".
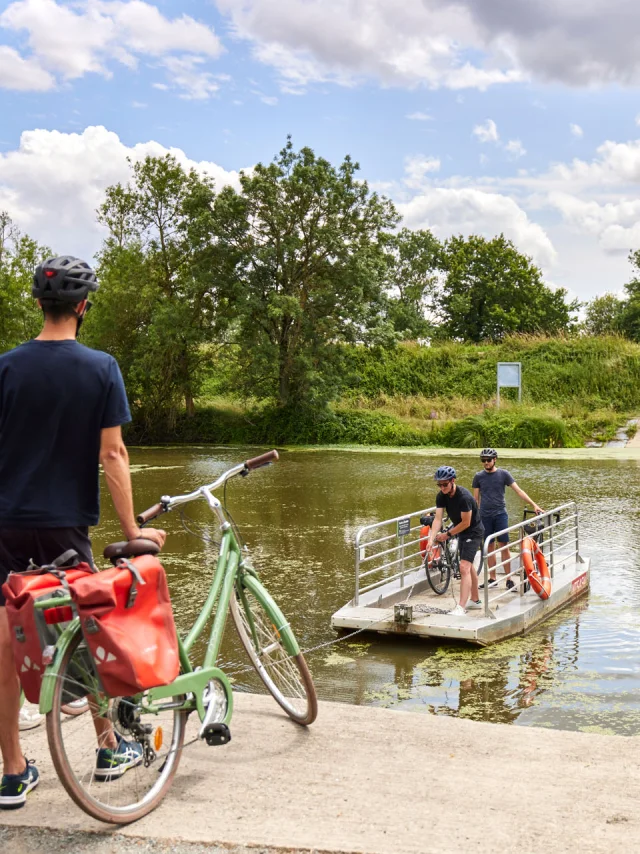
[{"left": 185, "top": 392, "right": 195, "bottom": 417}]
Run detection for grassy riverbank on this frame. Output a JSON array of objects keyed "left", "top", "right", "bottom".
[{"left": 127, "top": 335, "right": 640, "bottom": 448}]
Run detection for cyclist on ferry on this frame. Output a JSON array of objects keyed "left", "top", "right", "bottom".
[
  {"left": 472, "top": 448, "right": 543, "bottom": 591},
  {"left": 0, "top": 255, "right": 166, "bottom": 810},
  {"left": 426, "top": 466, "right": 484, "bottom": 616}
]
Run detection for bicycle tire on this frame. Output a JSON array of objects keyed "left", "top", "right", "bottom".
[
  {"left": 425, "top": 555, "right": 451, "bottom": 595},
  {"left": 230, "top": 578, "right": 317, "bottom": 726},
  {"left": 61, "top": 697, "right": 89, "bottom": 717},
  {"left": 47, "top": 629, "right": 187, "bottom": 824}
]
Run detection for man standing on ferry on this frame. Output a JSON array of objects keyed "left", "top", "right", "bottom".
[{"left": 472, "top": 448, "right": 543, "bottom": 591}]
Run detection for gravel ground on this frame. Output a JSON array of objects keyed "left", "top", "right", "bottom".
[{"left": 0, "top": 827, "right": 323, "bottom": 854}]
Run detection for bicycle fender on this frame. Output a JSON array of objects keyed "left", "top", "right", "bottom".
[
  {"left": 241, "top": 574, "right": 300, "bottom": 657},
  {"left": 38, "top": 618, "right": 82, "bottom": 715}
]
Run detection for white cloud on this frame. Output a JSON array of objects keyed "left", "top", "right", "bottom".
[
  {"left": 570, "top": 123, "right": 584, "bottom": 138},
  {"left": 505, "top": 139, "right": 526, "bottom": 159},
  {"left": 406, "top": 112, "right": 432, "bottom": 122},
  {"left": 214, "top": 0, "right": 640, "bottom": 91},
  {"left": 403, "top": 155, "right": 441, "bottom": 188},
  {"left": 0, "top": 44, "right": 54, "bottom": 90},
  {"left": 398, "top": 186, "right": 556, "bottom": 267},
  {"left": 215, "top": 0, "right": 525, "bottom": 91},
  {"left": 160, "top": 56, "right": 221, "bottom": 100},
  {"left": 0, "top": 126, "right": 244, "bottom": 261},
  {"left": 473, "top": 119, "right": 499, "bottom": 144},
  {"left": 260, "top": 94, "right": 278, "bottom": 106},
  {"left": 0, "top": 0, "right": 224, "bottom": 97}
]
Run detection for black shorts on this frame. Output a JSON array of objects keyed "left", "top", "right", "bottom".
[
  {"left": 0, "top": 527, "right": 94, "bottom": 606},
  {"left": 458, "top": 535, "right": 483, "bottom": 564}
]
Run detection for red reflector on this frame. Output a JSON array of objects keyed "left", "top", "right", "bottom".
[
  {"left": 44, "top": 606, "right": 73, "bottom": 625},
  {"left": 44, "top": 270, "right": 57, "bottom": 277}
]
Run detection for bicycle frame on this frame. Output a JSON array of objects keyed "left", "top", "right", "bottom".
[{"left": 38, "top": 463, "right": 301, "bottom": 725}]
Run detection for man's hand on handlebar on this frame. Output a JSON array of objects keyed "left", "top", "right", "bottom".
[{"left": 435, "top": 531, "right": 449, "bottom": 544}]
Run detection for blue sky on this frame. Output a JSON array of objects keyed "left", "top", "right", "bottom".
[{"left": 3, "top": 0, "right": 640, "bottom": 302}]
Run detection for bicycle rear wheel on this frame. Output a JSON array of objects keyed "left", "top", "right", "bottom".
[
  {"left": 47, "top": 629, "right": 187, "bottom": 824},
  {"left": 230, "top": 577, "right": 317, "bottom": 726},
  {"left": 425, "top": 555, "right": 451, "bottom": 595}
]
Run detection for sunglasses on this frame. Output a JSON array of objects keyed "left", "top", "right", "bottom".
[
  {"left": 437, "top": 480, "right": 453, "bottom": 487},
  {"left": 480, "top": 458, "right": 495, "bottom": 463}
]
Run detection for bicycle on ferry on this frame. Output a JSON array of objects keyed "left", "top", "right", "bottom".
[
  {"left": 22, "top": 451, "right": 318, "bottom": 824},
  {"left": 420, "top": 514, "right": 460, "bottom": 595}
]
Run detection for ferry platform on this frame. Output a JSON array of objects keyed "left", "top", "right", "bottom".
[{"left": 331, "top": 501, "right": 589, "bottom": 646}]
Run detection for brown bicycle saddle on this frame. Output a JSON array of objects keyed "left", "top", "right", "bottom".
[{"left": 103, "top": 538, "right": 161, "bottom": 565}]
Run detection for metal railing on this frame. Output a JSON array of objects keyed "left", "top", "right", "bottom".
[
  {"left": 479, "top": 501, "right": 582, "bottom": 617},
  {"left": 352, "top": 501, "right": 581, "bottom": 614},
  {"left": 353, "top": 507, "right": 435, "bottom": 605}
]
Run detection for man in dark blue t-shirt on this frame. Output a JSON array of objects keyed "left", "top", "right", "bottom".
[
  {"left": 0, "top": 256, "right": 165, "bottom": 809},
  {"left": 472, "top": 448, "right": 543, "bottom": 591}
]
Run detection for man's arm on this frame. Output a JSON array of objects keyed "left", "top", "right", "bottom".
[
  {"left": 427, "top": 508, "right": 444, "bottom": 548},
  {"left": 510, "top": 482, "right": 543, "bottom": 515},
  {"left": 473, "top": 487, "right": 480, "bottom": 506},
  {"left": 99, "top": 426, "right": 166, "bottom": 547},
  {"left": 435, "top": 509, "right": 472, "bottom": 542}
]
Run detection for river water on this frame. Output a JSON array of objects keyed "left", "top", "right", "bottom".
[{"left": 94, "top": 447, "right": 640, "bottom": 736}]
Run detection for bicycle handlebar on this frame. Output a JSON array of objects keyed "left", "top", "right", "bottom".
[
  {"left": 136, "top": 449, "right": 280, "bottom": 524},
  {"left": 245, "top": 449, "right": 279, "bottom": 470},
  {"left": 137, "top": 502, "right": 166, "bottom": 525}
]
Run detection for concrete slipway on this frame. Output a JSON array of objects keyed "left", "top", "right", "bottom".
[{"left": 1, "top": 692, "right": 639, "bottom": 854}]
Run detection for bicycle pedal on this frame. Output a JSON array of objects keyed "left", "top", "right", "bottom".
[{"left": 201, "top": 722, "right": 231, "bottom": 746}]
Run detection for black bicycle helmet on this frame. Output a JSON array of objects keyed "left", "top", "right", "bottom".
[
  {"left": 480, "top": 447, "right": 498, "bottom": 459},
  {"left": 434, "top": 465, "right": 456, "bottom": 481},
  {"left": 33, "top": 256, "right": 98, "bottom": 303}
]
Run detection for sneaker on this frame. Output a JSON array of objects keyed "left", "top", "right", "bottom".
[
  {"left": 478, "top": 578, "right": 498, "bottom": 590},
  {"left": 448, "top": 604, "right": 466, "bottom": 617},
  {"left": 506, "top": 579, "right": 518, "bottom": 592},
  {"left": 0, "top": 759, "right": 39, "bottom": 810},
  {"left": 466, "top": 599, "right": 482, "bottom": 610},
  {"left": 19, "top": 703, "right": 44, "bottom": 731},
  {"left": 95, "top": 734, "right": 144, "bottom": 781}
]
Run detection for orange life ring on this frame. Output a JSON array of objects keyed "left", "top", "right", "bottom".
[
  {"left": 521, "top": 536, "right": 551, "bottom": 600},
  {"left": 419, "top": 525, "right": 431, "bottom": 557},
  {"left": 419, "top": 525, "right": 442, "bottom": 562}
]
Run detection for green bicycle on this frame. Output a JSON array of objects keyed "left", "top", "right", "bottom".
[{"left": 36, "top": 450, "right": 317, "bottom": 824}]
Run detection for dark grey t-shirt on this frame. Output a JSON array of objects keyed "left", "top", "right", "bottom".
[{"left": 472, "top": 468, "right": 515, "bottom": 517}]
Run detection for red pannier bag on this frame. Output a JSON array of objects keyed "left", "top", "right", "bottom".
[
  {"left": 3, "top": 560, "right": 94, "bottom": 703},
  {"left": 70, "top": 554, "right": 180, "bottom": 698}
]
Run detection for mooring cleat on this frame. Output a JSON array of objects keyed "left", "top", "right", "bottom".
[{"left": 201, "top": 723, "right": 231, "bottom": 746}]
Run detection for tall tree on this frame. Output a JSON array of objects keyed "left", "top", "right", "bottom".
[
  {"left": 85, "top": 155, "right": 232, "bottom": 431},
  {"left": 222, "top": 138, "right": 399, "bottom": 406},
  {"left": 384, "top": 228, "right": 442, "bottom": 340},
  {"left": 619, "top": 249, "right": 640, "bottom": 341},
  {"left": 583, "top": 293, "right": 625, "bottom": 336},
  {"left": 0, "top": 212, "right": 51, "bottom": 353},
  {"left": 438, "top": 234, "right": 578, "bottom": 342}
]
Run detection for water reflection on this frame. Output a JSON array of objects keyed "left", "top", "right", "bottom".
[{"left": 93, "top": 447, "right": 640, "bottom": 734}]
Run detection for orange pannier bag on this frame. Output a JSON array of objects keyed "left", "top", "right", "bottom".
[
  {"left": 3, "top": 560, "right": 94, "bottom": 703},
  {"left": 70, "top": 554, "right": 180, "bottom": 698}
]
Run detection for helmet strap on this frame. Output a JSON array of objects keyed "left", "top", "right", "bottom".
[{"left": 74, "top": 300, "right": 92, "bottom": 337}]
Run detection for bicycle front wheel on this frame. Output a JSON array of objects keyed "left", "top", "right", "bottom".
[
  {"left": 425, "top": 556, "right": 451, "bottom": 595},
  {"left": 230, "top": 578, "right": 317, "bottom": 726},
  {"left": 47, "top": 629, "right": 187, "bottom": 824}
]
